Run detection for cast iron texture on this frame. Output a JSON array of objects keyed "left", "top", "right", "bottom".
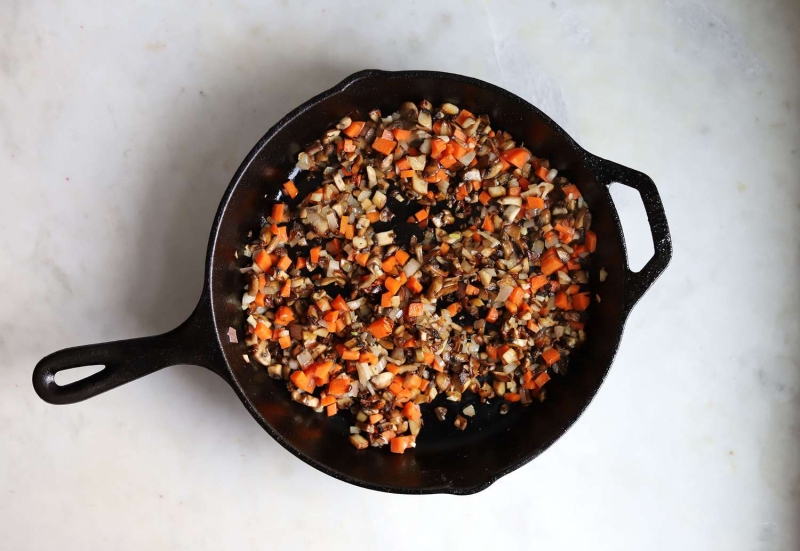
[{"left": 33, "top": 69, "right": 672, "bottom": 494}]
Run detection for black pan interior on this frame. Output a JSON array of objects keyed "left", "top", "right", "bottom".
[{"left": 206, "top": 70, "right": 629, "bottom": 494}]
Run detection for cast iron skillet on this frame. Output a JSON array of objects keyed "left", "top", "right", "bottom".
[{"left": 32, "top": 69, "right": 671, "bottom": 494}]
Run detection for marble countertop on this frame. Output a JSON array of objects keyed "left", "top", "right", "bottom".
[{"left": 2, "top": 0, "right": 798, "bottom": 549}]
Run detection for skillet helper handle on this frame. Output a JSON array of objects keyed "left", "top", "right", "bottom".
[
  {"left": 591, "top": 157, "right": 673, "bottom": 313},
  {"left": 33, "top": 303, "right": 225, "bottom": 405}
]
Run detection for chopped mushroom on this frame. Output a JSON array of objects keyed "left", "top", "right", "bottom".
[{"left": 242, "top": 100, "right": 595, "bottom": 453}]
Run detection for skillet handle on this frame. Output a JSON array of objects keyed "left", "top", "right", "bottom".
[
  {"left": 32, "top": 301, "right": 227, "bottom": 405},
  {"left": 590, "top": 156, "right": 673, "bottom": 314}
]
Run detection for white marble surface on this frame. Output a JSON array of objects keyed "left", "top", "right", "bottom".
[{"left": 2, "top": 0, "right": 798, "bottom": 549}]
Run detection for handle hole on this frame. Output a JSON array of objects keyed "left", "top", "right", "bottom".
[
  {"left": 54, "top": 365, "right": 105, "bottom": 386},
  {"left": 609, "top": 183, "right": 655, "bottom": 272}
]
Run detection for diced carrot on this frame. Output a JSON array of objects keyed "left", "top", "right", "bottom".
[
  {"left": 500, "top": 157, "right": 510, "bottom": 173},
  {"left": 561, "top": 184, "right": 582, "bottom": 198},
  {"left": 446, "top": 303, "right": 461, "bottom": 317},
  {"left": 394, "top": 249, "right": 410, "bottom": 265},
  {"left": 535, "top": 166, "right": 550, "bottom": 181},
  {"left": 534, "top": 372, "right": 551, "bottom": 388},
  {"left": 478, "top": 191, "right": 491, "bottom": 205},
  {"left": 380, "top": 292, "right": 394, "bottom": 308},
  {"left": 505, "top": 301, "right": 519, "bottom": 315},
  {"left": 527, "top": 320, "right": 541, "bottom": 334},
  {"left": 569, "top": 321, "right": 585, "bottom": 331},
  {"left": 272, "top": 203, "right": 285, "bottom": 223},
  {"left": 367, "top": 317, "right": 393, "bottom": 339},
  {"left": 415, "top": 209, "right": 428, "bottom": 222},
  {"left": 341, "top": 349, "right": 360, "bottom": 361},
  {"left": 504, "top": 392, "right": 522, "bottom": 402},
  {"left": 424, "top": 170, "right": 449, "bottom": 184},
  {"left": 254, "top": 292, "right": 266, "bottom": 307},
  {"left": 325, "top": 404, "right": 337, "bottom": 416},
  {"left": 322, "top": 311, "right": 339, "bottom": 325},
  {"left": 566, "top": 285, "right": 581, "bottom": 295},
  {"left": 439, "top": 155, "right": 457, "bottom": 169},
  {"left": 320, "top": 395, "right": 336, "bottom": 407},
  {"left": 384, "top": 277, "right": 401, "bottom": 296},
  {"left": 355, "top": 252, "right": 369, "bottom": 266},
  {"left": 404, "top": 374, "right": 422, "bottom": 390},
  {"left": 572, "top": 244, "right": 588, "bottom": 257},
  {"left": 407, "top": 302, "right": 424, "bottom": 318},
  {"left": 254, "top": 322, "right": 270, "bottom": 340},
  {"left": 526, "top": 196, "right": 545, "bottom": 210},
  {"left": 540, "top": 254, "right": 564, "bottom": 276},
  {"left": 274, "top": 306, "right": 295, "bottom": 326},
  {"left": 392, "top": 128, "right": 411, "bottom": 141},
  {"left": 528, "top": 275, "right": 549, "bottom": 293},
  {"left": 396, "top": 157, "right": 411, "bottom": 171},
  {"left": 446, "top": 141, "right": 467, "bottom": 160},
  {"left": 454, "top": 109, "right": 475, "bottom": 126},
  {"left": 283, "top": 180, "right": 298, "bottom": 199},
  {"left": 327, "top": 375, "right": 351, "bottom": 397},
  {"left": 554, "top": 221, "right": 575, "bottom": 244},
  {"left": 567, "top": 259, "right": 581, "bottom": 271},
  {"left": 507, "top": 186, "right": 521, "bottom": 197},
  {"left": 523, "top": 371, "right": 534, "bottom": 385},
  {"left": 430, "top": 138, "right": 447, "bottom": 159},
  {"left": 276, "top": 255, "right": 292, "bottom": 272},
  {"left": 554, "top": 291, "right": 572, "bottom": 310},
  {"left": 422, "top": 351, "right": 435, "bottom": 366},
  {"left": 310, "top": 246, "right": 321, "bottom": 264},
  {"left": 296, "top": 257, "right": 307, "bottom": 271},
  {"left": 500, "top": 148, "right": 531, "bottom": 169},
  {"left": 541, "top": 348, "right": 561, "bottom": 366},
  {"left": 486, "top": 345, "right": 498, "bottom": 359},
  {"left": 314, "top": 361, "right": 333, "bottom": 383},
  {"left": 279, "top": 279, "right": 291, "bottom": 298},
  {"left": 439, "top": 242, "right": 450, "bottom": 254},
  {"left": 331, "top": 295, "right": 349, "bottom": 312},
  {"left": 339, "top": 214, "right": 350, "bottom": 234},
  {"left": 400, "top": 169, "right": 415, "bottom": 178},
  {"left": 406, "top": 276, "right": 423, "bottom": 294},
  {"left": 372, "top": 137, "right": 396, "bottom": 155},
  {"left": 254, "top": 250, "right": 272, "bottom": 272},
  {"left": 419, "top": 379, "right": 430, "bottom": 391},
  {"left": 390, "top": 435, "right": 415, "bottom": 454},
  {"left": 382, "top": 255, "right": 397, "bottom": 273},
  {"left": 366, "top": 210, "right": 381, "bottom": 223},
  {"left": 403, "top": 402, "right": 422, "bottom": 420},
  {"left": 572, "top": 292, "right": 591, "bottom": 311},
  {"left": 508, "top": 287, "right": 525, "bottom": 307},
  {"left": 585, "top": 230, "right": 597, "bottom": 253},
  {"left": 343, "top": 121, "right": 365, "bottom": 138},
  {"left": 482, "top": 216, "right": 494, "bottom": 232},
  {"left": 465, "top": 284, "right": 479, "bottom": 296},
  {"left": 402, "top": 337, "right": 417, "bottom": 349},
  {"left": 290, "top": 370, "right": 315, "bottom": 393},
  {"left": 485, "top": 307, "right": 499, "bottom": 323}
]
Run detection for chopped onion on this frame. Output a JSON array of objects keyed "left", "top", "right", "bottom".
[
  {"left": 403, "top": 258, "right": 421, "bottom": 277},
  {"left": 372, "top": 190, "right": 386, "bottom": 209},
  {"left": 494, "top": 285, "right": 514, "bottom": 304},
  {"left": 326, "top": 211, "right": 339, "bottom": 232},
  {"left": 227, "top": 327, "right": 238, "bottom": 343},
  {"left": 297, "top": 350, "right": 313, "bottom": 368},
  {"left": 407, "top": 155, "right": 426, "bottom": 171}
]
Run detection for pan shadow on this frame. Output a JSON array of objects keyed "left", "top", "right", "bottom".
[{"left": 123, "top": 52, "right": 366, "bottom": 424}]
